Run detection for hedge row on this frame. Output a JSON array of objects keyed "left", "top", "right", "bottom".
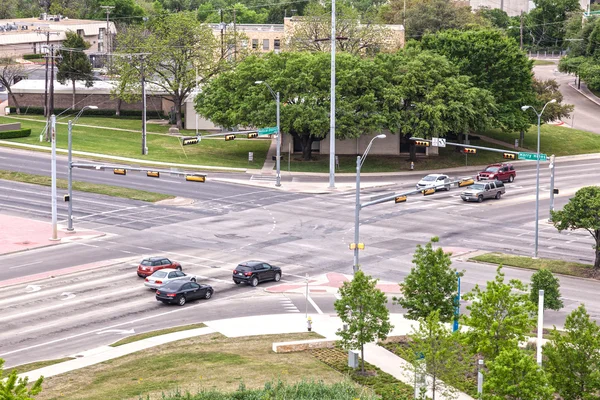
[
  {"left": 0, "top": 128, "right": 32, "bottom": 139},
  {"left": 9, "top": 107, "right": 169, "bottom": 119},
  {"left": 23, "top": 54, "right": 44, "bottom": 60}
]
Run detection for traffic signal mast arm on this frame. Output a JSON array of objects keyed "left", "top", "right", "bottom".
[
  {"left": 410, "top": 138, "right": 519, "bottom": 156},
  {"left": 180, "top": 130, "right": 259, "bottom": 145},
  {"left": 71, "top": 162, "right": 208, "bottom": 180}
]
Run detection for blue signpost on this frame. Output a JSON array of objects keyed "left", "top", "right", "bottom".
[{"left": 453, "top": 272, "right": 461, "bottom": 332}]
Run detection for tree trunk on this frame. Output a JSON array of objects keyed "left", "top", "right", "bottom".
[
  {"left": 71, "top": 79, "right": 76, "bottom": 110},
  {"left": 7, "top": 88, "right": 20, "bottom": 115},
  {"left": 174, "top": 96, "right": 183, "bottom": 130},
  {"left": 361, "top": 343, "right": 365, "bottom": 373},
  {"left": 520, "top": 130, "right": 525, "bottom": 145},
  {"left": 116, "top": 98, "right": 121, "bottom": 117},
  {"left": 595, "top": 233, "right": 600, "bottom": 270},
  {"left": 300, "top": 135, "right": 314, "bottom": 161}
]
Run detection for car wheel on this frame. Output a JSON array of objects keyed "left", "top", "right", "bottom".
[
  {"left": 205, "top": 290, "right": 213, "bottom": 299},
  {"left": 495, "top": 192, "right": 502, "bottom": 199},
  {"left": 477, "top": 195, "right": 483, "bottom": 203},
  {"left": 509, "top": 175, "right": 514, "bottom": 183},
  {"left": 176, "top": 266, "right": 182, "bottom": 271},
  {"left": 250, "top": 276, "right": 259, "bottom": 287},
  {"left": 191, "top": 277, "right": 196, "bottom": 282},
  {"left": 178, "top": 295, "right": 186, "bottom": 306},
  {"left": 234, "top": 280, "right": 241, "bottom": 285},
  {"left": 274, "top": 272, "right": 281, "bottom": 282}
]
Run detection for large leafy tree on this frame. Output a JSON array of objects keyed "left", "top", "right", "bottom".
[
  {"left": 394, "top": 237, "right": 461, "bottom": 323},
  {"left": 483, "top": 348, "right": 554, "bottom": 400},
  {"left": 461, "top": 267, "right": 536, "bottom": 361},
  {"left": 375, "top": 48, "right": 496, "bottom": 160},
  {"left": 551, "top": 186, "right": 600, "bottom": 270},
  {"left": 286, "top": 2, "right": 393, "bottom": 56},
  {"left": 532, "top": 78, "right": 573, "bottom": 123},
  {"left": 544, "top": 305, "right": 600, "bottom": 399},
  {"left": 526, "top": 0, "right": 582, "bottom": 48},
  {"left": 0, "top": 358, "right": 44, "bottom": 399},
  {"left": 529, "top": 269, "right": 563, "bottom": 311},
  {"left": 0, "top": 58, "right": 26, "bottom": 115},
  {"left": 334, "top": 270, "right": 392, "bottom": 374},
  {"left": 419, "top": 29, "right": 535, "bottom": 135},
  {"left": 115, "top": 11, "right": 221, "bottom": 129},
  {"left": 196, "top": 51, "right": 383, "bottom": 160},
  {"left": 56, "top": 31, "right": 94, "bottom": 110}
]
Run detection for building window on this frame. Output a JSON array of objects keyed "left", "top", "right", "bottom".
[
  {"left": 274, "top": 39, "right": 280, "bottom": 50},
  {"left": 77, "top": 29, "right": 84, "bottom": 37},
  {"left": 98, "top": 42, "right": 104, "bottom": 52},
  {"left": 252, "top": 39, "right": 258, "bottom": 49},
  {"left": 99, "top": 28, "right": 105, "bottom": 41},
  {"left": 241, "top": 39, "right": 248, "bottom": 49},
  {"left": 263, "top": 39, "right": 269, "bottom": 50}
]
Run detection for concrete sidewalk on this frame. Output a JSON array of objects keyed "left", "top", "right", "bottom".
[{"left": 16, "top": 313, "right": 474, "bottom": 400}]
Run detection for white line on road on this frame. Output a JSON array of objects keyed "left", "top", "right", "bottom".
[{"left": 9, "top": 261, "right": 42, "bottom": 270}]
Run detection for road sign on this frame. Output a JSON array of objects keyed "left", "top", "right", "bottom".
[
  {"left": 258, "top": 127, "right": 278, "bottom": 135},
  {"left": 432, "top": 138, "right": 438, "bottom": 147},
  {"left": 248, "top": 152, "right": 254, "bottom": 162},
  {"left": 438, "top": 138, "right": 446, "bottom": 148},
  {"left": 518, "top": 152, "right": 547, "bottom": 161}
]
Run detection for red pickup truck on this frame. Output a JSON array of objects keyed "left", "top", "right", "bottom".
[{"left": 477, "top": 163, "right": 516, "bottom": 183}]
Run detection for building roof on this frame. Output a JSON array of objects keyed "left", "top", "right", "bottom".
[{"left": 11, "top": 79, "right": 168, "bottom": 96}]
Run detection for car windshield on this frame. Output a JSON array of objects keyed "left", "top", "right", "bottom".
[
  {"left": 469, "top": 184, "right": 486, "bottom": 190},
  {"left": 141, "top": 260, "right": 152, "bottom": 266},
  {"left": 485, "top": 167, "right": 499, "bottom": 172},
  {"left": 151, "top": 271, "right": 168, "bottom": 278},
  {"left": 422, "top": 175, "right": 437, "bottom": 181}
]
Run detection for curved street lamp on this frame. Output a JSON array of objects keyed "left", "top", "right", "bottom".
[
  {"left": 353, "top": 134, "right": 386, "bottom": 274},
  {"left": 521, "top": 99, "right": 556, "bottom": 258}
]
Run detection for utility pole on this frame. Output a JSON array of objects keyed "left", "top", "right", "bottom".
[
  {"left": 44, "top": 44, "right": 59, "bottom": 142},
  {"left": 233, "top": 8, "right": 237, "bottom": 62},
  {"left": 220, "top": 9, "right": 225, "bottom": 59},
  {"left": 101, "top": 6, "right": 114, "bottom": 70},
  {"left": 140, "top": 54, "right": 148, "bottom": 155},
  {"left": 329, "top": 0, "right": 336, "bottom": 189},
  {"left": 520, "top": 11, "right": 524, "bottom": 50},
  {"left": 43, "top": 33, "right": 50, "bottom": 118}
]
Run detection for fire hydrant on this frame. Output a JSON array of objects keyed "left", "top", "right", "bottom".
[
  {"left": 410, "top": 161, "right": 415, "bottom": 170},
  {"left": 307, "top": 316, "right": 312, "bottom": 332}
]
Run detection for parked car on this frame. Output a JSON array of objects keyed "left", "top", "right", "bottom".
[
  {"left": 232, "top": 261, "right": 282, "bottom": 287},
  {"left": 137, "top": 257, "right": 181, "bottom": 278},
  {"left": 416, "top": 174, "right": 451, "bottom": 191},
  {"left": 156, "top": 280, "right": 213, "bottom": 306},
  {"left": 144, "top": 268, "right": 196, "bottom": 290},
  {"left": 477, "top": 163, "right": 516, "bottom": 182},
  {"left": 461, "top": 180, "right": 505, "bottom": 202}
]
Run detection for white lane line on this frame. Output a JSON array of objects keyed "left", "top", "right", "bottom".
[
  {"left": 307, "top": 291, "right": 323, "bottom": 315},
  {"left": 9, "top": 261, "right": 42, "bottom": 270},
  {"left": 77, "top": 205, "right": 150, "bottom": 220}
]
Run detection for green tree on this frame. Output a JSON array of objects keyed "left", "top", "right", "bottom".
[
  {"left": 483, "top": 348, "right": 554, "bottom": 400},
  {"left": 334, "top": 270, "right": 392, "bottom": 374},
  {"left": 544, "top": 305, "right": 600, "bottom": 399},
  {"left": 461, "top": 267, "right": 536, "bottom": 361},
  {"left": 116, "top": 11, "right": 221, "bottom": 129},
  {"left": 56, "top": 31, "right": 94, "bottom": 110},
  {"left": 551, "top": 186, "right": 600, "bottom": 270},
  {"left": 394, "top": 237, "right": 461, "bottom": 323},
  {"left": 527, "top": 0, "right": 582, "bottom": 48},
  {"left": 196, "top": 52, "right": 383, "bottom": 160},
  {"left": 0, "top": 358, "right": 44, "bottom": 399},
  {"left": 475, "top": 7, "right": 511, "bottom": 29},
  {"left": 96, "top": 0, "right": 146, "bottom": 22},
  {"left": 419, "top": 29, "right": 535, "bottom": 136},
  {"left": 376, "top": 48, "right": 496, "bottom": 161},
  {"left": 0, "top": 0, "right": 18, "bottom": 19},
  {"left": 532, "top": 78, "right": 573, "bottom": 123},
  {"left": 406, "top": 310, "right": 468, "bottom": 400},
  {"left": 529, "top": 269, "right": 563, "bottom": 311},
  {"left": 579, "top": 60, "right": 600, "bottom": 91},
  {"left": 0, "top": 58, "right": 26, "bottom": 115}
]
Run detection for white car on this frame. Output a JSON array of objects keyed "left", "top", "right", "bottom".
[
  {"left": 144, "top": 268, "right": 196, "bottom": 290},
  {"left": 416, "top": 174, "right": 451, "bottom": 191}
]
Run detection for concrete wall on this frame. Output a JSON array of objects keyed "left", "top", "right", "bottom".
[{"left": 184, "top": 98, "right": 220, "bottom": 131}]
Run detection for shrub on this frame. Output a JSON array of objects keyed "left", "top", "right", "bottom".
[
  {"left": 23, "top": 54, "right": 44, "bottom": 60},
  {"left": 0, "top": 129, "right": 31, "bottom": 139}
]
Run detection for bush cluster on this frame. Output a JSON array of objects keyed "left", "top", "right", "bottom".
[{"left": 0, "top": 128, "right": 31, "bottom": 139}]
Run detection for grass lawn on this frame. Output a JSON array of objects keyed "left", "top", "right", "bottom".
[
  {"left": 0, "top": 170, "right": 174, "bottom": 202},
  {"left": 470, "top": 252, "right": 598, "bottom": 279},
  {"left": 35, "top": 333, "right": 342, "bottom": 400},
  {"left": 0, "top": 116, "right": 270, "bottom": 170},
  {"left": 533, "top": 60, "right": 556, "bottom": 66},
  {"left": 110, "top": 323, "right": 207, "bottom": 347},
  {"left": 3, "top": 358, "right": 74, "bottom": 375}
]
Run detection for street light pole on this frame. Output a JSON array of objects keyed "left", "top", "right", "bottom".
[
  {"left": 50, "top": 114, "right": 58, "bottom": 241},
  {"left": 353, "top": 134, "right": 386, "bottom": 275},
  {"left": 329, "top": 0, "right": 336, "bottom": 190},
  {"left": 67, "top": 106, "right": 98, "bottom": 232},
  {"left": 255, "top": 81, "right": 281, "bottom": 187},
  {"left": 522, "top": 99, "right": 556, "bottom": 259}
]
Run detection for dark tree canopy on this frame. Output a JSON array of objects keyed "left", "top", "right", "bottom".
[{"left": 56, "top": 31, "right": 94, "bottom": 110}]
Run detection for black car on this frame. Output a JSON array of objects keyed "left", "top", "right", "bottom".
[
  {"left": 232, "top": 261, "right": 282, "bottom": 287},
  {"left": 156, "top": 280, "right": 213, "bottom": 306}
]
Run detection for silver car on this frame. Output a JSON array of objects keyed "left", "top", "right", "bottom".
[
  {"left": 144, "top": 268, "right": 196, "bottom": 290},
  {"left": 416, "top": 174, "right": 451, "bottom": 191}
]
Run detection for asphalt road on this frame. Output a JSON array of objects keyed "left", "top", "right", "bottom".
[{"left": 2, "top": 147, "right": 600, "bottom": 368}]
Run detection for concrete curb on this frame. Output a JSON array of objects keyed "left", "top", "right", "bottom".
[{"left": 568, "top": 82, "right": 600, "bottom": 107}]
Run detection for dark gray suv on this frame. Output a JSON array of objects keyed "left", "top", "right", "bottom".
[{"left": 232, "top": 261, "right": 282, "bottom": 287}]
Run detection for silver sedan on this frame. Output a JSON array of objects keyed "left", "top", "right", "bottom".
[{"left": 144, "top": 268, "right": 196, "bottom": 290}]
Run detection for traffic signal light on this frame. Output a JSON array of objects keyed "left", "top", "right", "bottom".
[
  {"left": 225, "top": 134, "right": 236, "bottom": 141},
  {"left": 247, "top": 132, "right": 258, "bottom": 138},
  {"left": 415, "top": 140, "right": 430, "bottom": 147},
  {"left": 182, "top": 137, "right": 200, "bottom": 146},
  {"left": 146, "top": 171, "right": 160, "bottom": 178},
  {"left": 64, "top": 194, "right": 70, "bottom": 202},
  {"left": 394, "top": 195, "right": 407, "bottom": 204},
  {"left": 349, "top": 243, "right": 365, "bottom": 250},
  {"left": 113, "top": 168, "right": 127, "bottom": 175},
  {"left": 503, "top": 153, "right": 516, "bottom": 159},
  {"left": 463, "top": 148, "right": 476, "bottom": 154},
  {"left": 422, "top": 188, "right": 435, "bottom": 196},
  {"left": 185, "top": 174, "right": 206, "bottom": 182},
  {"left": 458, "top": 179, "right": 474, "bottom": 187}
]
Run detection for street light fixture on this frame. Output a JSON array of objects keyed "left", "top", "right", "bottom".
[
  {"left": 353, "top": 134, "right": 386, "bottom": 274},
  {"left": 67, "top": 105, "right": 98, "bottom": 232},
  {"left": 521, "top": 99, "right": 556, "bottom": 258},
  {"left": 255, "top": 81, "right": 281, "bottom": 187}
]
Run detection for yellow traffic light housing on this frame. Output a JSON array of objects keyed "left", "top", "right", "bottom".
[
  {"left": 225, "top": 134, "right": 236, "bottom": 141},
  {"left": 394, "top": 195, "right": 407, "bottom": 203},
  {"left": 113, "top": 168, "right": 127, "bottom": 175},
  {"left": 464, "top": 148, "right": 476, "bottom": 154},
  {"left": 147, "top": 171, "right": 160, "bottom": 178},
  {"left": 415, "top": 140, "right": 430, "bottom": 147},
  {"left": 185, "top": 174, "right": 206, "bottom": 182},
  {"left": 458, "top": 179, "right": 474, "bottom": 187},
  {"left": 349, "top": 243, "right": 365, "bottom": 250},
  {"left": 422, "top": 188, "right": 435, "bottom": 196},
  {"left": 247, "top": 132, "right": 258, "bottom": 138},
  {"left": 503, "top": 153, "right": 516, "bottom": 159},
  {"left": 182, "top": 137, "right": 200, "bottom": 146}
]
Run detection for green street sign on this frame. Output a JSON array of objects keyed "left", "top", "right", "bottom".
[
  {"left": 258, "top": 127, "right": 278, "bottom": 135},
  {"left": 518, "top": 152, "right": 547, "bottom": 161}
]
